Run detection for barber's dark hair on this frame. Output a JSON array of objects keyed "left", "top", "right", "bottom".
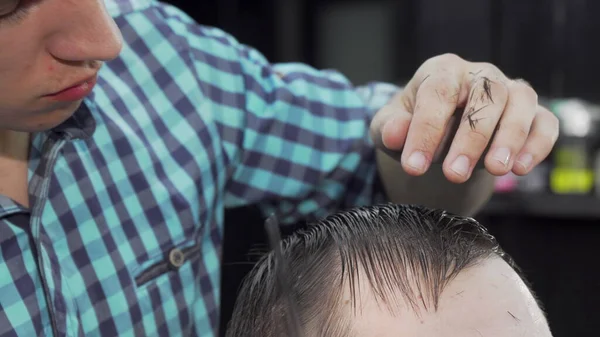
[{"left": 225, "top": 203, "right": 527, "bottom": 337}]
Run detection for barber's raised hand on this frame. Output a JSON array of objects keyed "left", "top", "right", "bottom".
[{"left": 371, "top": 53, "right": 559, "bottom": 183}]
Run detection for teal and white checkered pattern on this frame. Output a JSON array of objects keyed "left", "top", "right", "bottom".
[{"left": 0, "top": 1, "right": 398, "bottom": 336}]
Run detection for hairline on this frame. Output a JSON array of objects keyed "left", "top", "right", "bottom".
[
  {"left": 226, "top": 204, "right": 540, "bottom": 337},
  {"left": 320, "top": 246, "right": 503, "bottom": 336}
]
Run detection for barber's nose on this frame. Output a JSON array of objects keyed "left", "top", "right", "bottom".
[{"left": 46, "top": 0, "right": 123, "bottom": 63}]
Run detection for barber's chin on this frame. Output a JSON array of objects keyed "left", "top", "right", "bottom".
[{"left": 18, "top": 101, "right": 83, "bottom": 132}]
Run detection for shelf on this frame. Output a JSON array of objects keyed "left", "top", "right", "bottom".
[{"left": 481, "top": 193, "right": 600, "bottom": 219}]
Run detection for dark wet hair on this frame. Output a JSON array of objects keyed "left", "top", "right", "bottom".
[{"left": 225, "top": 203, "right": 533, "bottom": 337}]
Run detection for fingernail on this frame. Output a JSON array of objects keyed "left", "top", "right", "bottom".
[
  {"left": 492, "top": 147, "right": 511, "bottom": 167},
  {"left": 517, "top": 153, "right": 533, "bottom": 170},
  {"left": 451, "top": 155, "right": 471, "bottom": 177},
  {"left": 407, "top": 151, "right": 428, "bottom": 172}
]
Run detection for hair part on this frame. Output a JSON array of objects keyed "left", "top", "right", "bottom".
[{"left": 226, "top": 204, "right": 517, "bottom": 337}]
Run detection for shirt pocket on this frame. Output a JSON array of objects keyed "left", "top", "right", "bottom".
[{"left": 133, "top": 239, "right": 202, "bottom": 288}]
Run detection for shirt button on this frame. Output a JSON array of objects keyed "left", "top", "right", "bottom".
[{"left": 168, "top": 248, "right": 185, "bottom": 269}]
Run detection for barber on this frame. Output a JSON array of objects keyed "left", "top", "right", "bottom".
[{"left": 0, "top": 1, "right": 558, "bottom": 336}]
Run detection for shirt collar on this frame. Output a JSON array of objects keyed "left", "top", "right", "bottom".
[
  {"left": 0, "top": 194, "right": 28, "bottom": 218},
  {"left": 51, "top": 101, "right": 97, "bottom": 140}
]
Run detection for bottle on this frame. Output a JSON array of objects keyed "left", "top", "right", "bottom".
[{"left": 548, "top": 99, "right": 599, "bottom": 195}]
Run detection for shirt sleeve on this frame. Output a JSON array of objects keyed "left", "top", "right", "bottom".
[{"left": 187, "top": 25, "right": 399, "bottom": 224}]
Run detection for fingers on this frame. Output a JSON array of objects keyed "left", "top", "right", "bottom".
[
  {"left": 442, "top": 77, "right": 557, "bottom": 182},
  {"left": 369, "top": 95, "right": 413, "bottom": 158},
  {"left": 399, "top": 61, "right": 466, "bottom": 175},
  {"left": 512, "top": 106, "right": 559, "bottom": 175},
  {"left": 371, "top": 53, "right": 558, "bottom": 182},
  {"left": 482, "top": 80, "right": 538, "bottom": 175},
  {"left": 440, "top": 64, "right": 510, "bottom": 182}
]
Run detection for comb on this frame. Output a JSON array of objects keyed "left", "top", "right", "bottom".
[{"left": 264, "top": 215, "right": 303, "bottom": 337}]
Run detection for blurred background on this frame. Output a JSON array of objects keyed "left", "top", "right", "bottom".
[{"left": 164, "top": 1, "right": 599, "bottom": 335}]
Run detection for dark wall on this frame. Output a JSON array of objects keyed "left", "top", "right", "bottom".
[
  {"left": 159, "top": 1, "right": 600, "bottom": 336},
  {"left": 168, "top": 0, "right": 600, "bottom": 101},
  {"left": 165, "top": 0, "right": 278, "bottom": 62}
]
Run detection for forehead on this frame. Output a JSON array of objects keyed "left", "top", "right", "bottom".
[{"left": 348, "top": 258, "right": 552, "bottom": 337}]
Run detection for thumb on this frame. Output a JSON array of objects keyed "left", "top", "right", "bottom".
[{"left": 370, "top": 103, "right": 413, "bottom": 161}]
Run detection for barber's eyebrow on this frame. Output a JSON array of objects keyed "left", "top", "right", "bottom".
[{"left": 264, "top": 215, "right": 303, "bottom": 337}]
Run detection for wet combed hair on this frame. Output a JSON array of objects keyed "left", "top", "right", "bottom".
[{"left": 225, "top": 204, "right": 525, "bottom": 337}]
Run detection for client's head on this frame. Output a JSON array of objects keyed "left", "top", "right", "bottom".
[{"left": 226, "top": 204, "right": 551, "bottom": 337}]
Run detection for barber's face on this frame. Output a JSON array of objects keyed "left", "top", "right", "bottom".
[
  {"left": 348, "top": 258, "right": 552, "bottom": 336},
  {"left": 0, "top": 0, "right": 122, "bottom": 132}
]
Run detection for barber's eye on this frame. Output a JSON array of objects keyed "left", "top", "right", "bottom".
[{"left": 0, "top": 0, "right": 20, "bottom": 17}]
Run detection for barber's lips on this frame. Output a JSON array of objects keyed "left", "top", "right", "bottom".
[{"left": 44, "top": 75, "right": 97, "bottom": 102}]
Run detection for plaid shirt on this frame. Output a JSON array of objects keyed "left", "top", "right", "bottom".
[{"left": 0, "top": 1, "right": 398, "bottom": 336}]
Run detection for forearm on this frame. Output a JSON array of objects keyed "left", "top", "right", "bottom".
[{"left": 376, "top": 150, "right": 495, "bottom": 216}]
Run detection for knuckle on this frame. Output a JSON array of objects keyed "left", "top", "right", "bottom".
[
  {"left": 417, "top": 131, "right": 437, "bottom": 152},
  {"left": 473, "top": 62, "right": 507, "bottom": 84},
  {"left": 495, "top": 80, "right": 510, "bottom": 97},
  {"left": 440, "top": 76, "right": 460, "bottom": 92},
  {"left": 512, "top": 78, "right": 532, "bottom": 88},
  {"left": 530, "top": 125, "right": 557, "bottom": 146},
  {"left": 423, "top": 119, "right": 445, "bottom": 134},
  {"left": 419, "top": 77, "right": 460, "bottom": 103},
  {"left": 425, "top": 53, "right": 462, "bottom": 68},
  {"left": 516, "top": 123, "right": 531, "bottom": 140},
  {"left": 511, "top": 81, "right": 538, "bottom": 101},
  {"left": 438, "top": 53, "right": 462, "bottom": 63},
  {"left": 466, "top": 129, "right": 490, "bottom": 148},
  {"left": 440, "top": 89, "right": 461, "bottom": 105},
  {"left": 502, "top": 122, "right": 530, "bottom": 143},
  {"left": 416, "top": 121, "right": 444, "bottom": 151},
  {"left": 544, "top": 114, "right": 561, "bottom": 142},
  {"left": 480, "top": 62, "right": 502, "bottom": 75}
]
